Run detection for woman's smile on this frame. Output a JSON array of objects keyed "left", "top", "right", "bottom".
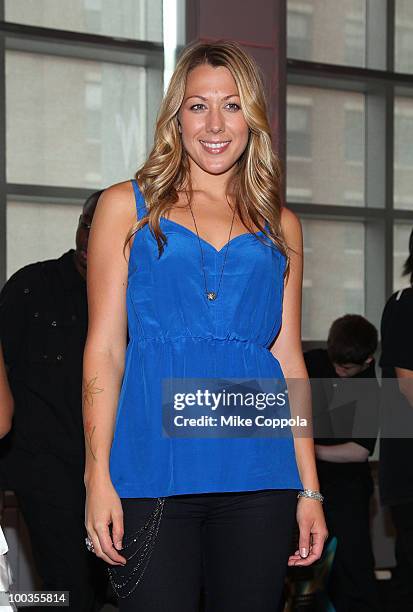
[{"left": 199, "top": 139, "right": 231, "bottom": 154}]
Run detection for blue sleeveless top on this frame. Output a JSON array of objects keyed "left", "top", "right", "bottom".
[{"left": 109, "top": 179, "right": 303, "bottom": 498}]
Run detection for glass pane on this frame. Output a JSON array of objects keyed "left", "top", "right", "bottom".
[
  {"left": 5, "top": 0, "right": 162, "bottom": 43},
  {"left": 393, "top": 222, "right": 413, "bottom": 292},
  {"left": 7, "top": 201, "right": 82, "bottom": 278},
  {"left": 287, "top": 0, "right": 366, "bottom": 68},
  {"left": 395, "top": 0, "right": 413, "bottom": 74},
  {"left": 394, "top": 97, "right": 413, "bottom": 210},
  {"left": 287, "top": 85, "right": 365, "bottom": 207},
  {"left": 6, "top": 51, "right": 154, "bottom": 188},
  {"left": 301, "top": 218, "right": 365, "bottom": 341}
]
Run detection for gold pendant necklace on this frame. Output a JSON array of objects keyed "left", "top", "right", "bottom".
[{"left": 184, "top": 191, "right": 236, "bottom": 301}]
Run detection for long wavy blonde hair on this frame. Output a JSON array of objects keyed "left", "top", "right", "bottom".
[{"left": 127, "top": 39, "right": 290, "bottom": 274}]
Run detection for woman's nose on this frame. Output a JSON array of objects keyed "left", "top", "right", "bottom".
[{"left": 206, "top": 108, "right": 224, "bottom": 133}]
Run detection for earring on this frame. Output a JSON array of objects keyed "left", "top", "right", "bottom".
[{"left": 178, "top": 123, "right": 182, "bottom": 134}]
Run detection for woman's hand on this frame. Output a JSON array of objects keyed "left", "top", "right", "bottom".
[
  {"left": 85, "top": 474, "right": 127, "bottom": 566},
  {"left": 287, "top": 497, "right": 328, "bottom": 566}
]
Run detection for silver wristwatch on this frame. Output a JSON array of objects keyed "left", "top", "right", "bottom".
[{"left": 297, "top": 488, "right": 324, "bottom": 503}]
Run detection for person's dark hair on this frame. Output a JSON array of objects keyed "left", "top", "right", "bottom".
[
  {"left": 402, "top": 227, "right": 413, "bottom": 287},
  {"left": 327, "top": 314, "right": 378, "bottom": 365},
  {"left": 83, "top": 189, "right": 103, "bottom": 213}
]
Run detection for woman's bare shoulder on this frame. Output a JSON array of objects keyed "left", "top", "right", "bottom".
[
  {"left": 280, "top": 206, "right": 302, "bottom": 247},
  {"left": 97, "top": 180, "right": 135, "bottom": 212},
  {"left": 89, "top": 181, "right": 137, "bottom": 246}
]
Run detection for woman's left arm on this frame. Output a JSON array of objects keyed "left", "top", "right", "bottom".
[{"left": 270, "top": 206, "right": 328, "bottom": 566}]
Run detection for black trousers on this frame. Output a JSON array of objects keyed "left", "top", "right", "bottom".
[
  {"left": 321, "top": 477, "right": 380, "bottom": 612},
  {"left": 389, "top": 502, "right": 413, "bottom": 611},
  {"left": 15, "top": 487, "right": 108, "bottom": 612},
  {"left": 108, "top": 488, "right": 298, "bottom": 612}
]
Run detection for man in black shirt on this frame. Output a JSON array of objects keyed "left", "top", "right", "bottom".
[
  {"left": 379, "top": 284, "right": 413, "bottom": 610},
  {"left": 0, "top": 190, "right": 108, "bottom": 611},
  {"left": 304, "top": 314, "right": 380, "bottom": 612}
]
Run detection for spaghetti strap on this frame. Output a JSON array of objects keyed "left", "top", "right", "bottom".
[{"left": 131, "top": 179, "right": 147, "bottom": 221}]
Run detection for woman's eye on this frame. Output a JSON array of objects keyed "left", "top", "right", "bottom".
[
  {"left": 190, "top": 103, "right": 206, "bottom": 111},
  {"left": 226, "top": 103, "right": 240, "bottom": 111}
]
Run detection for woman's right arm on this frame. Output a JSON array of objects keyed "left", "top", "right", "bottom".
[{"left": 83, "top": 181, "right": 136, "bottom": 566}]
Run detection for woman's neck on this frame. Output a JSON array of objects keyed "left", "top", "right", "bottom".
[{"left": 188, "top": 159, "right": 235, "bottom": 199}]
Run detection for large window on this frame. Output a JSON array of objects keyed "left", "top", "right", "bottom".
[
  {"left": 301, "top": 219, "right": 365, "bottom": 340},
  {"left": 0, "top": 1, "right": 172, "bottom": 281},
  {"left": 394, "top": 97, "right": 413, "bottom": 209},
  {"left": 287, "top": 86, "right": 365, "bottom": 208},
  {"left": 7, "top": 201, "right": 82, "bottom": 278},
  {"left": 6, "top": 52, "right": 148, "bottom": 188},
  {"left": 395, "top": 0, "right": 413, "bottom": 74},
  {"left": 287, "top": 0, "right": 413, "bottom": 341},
  {"left": 5, "top": 0, "right": 163, "bottom": 42},
  {"left": 287, "top": 0, "right": 366, "bottom": 68}
]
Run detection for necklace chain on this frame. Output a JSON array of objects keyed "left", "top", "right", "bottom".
[{"left": 185, "top": 190, "right": 236, "bottom": 301}]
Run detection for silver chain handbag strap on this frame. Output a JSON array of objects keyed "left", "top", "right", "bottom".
[{"left": 107, "top": 496, "right": 166, "bottom": 599}]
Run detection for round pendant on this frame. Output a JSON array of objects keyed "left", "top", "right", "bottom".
[{"left": 207, "top": 291, "right": 217, "bottom": 301}]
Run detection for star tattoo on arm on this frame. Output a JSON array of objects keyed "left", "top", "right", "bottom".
[{"left": 82, "top": 376, "right": 103, "bottom": 408}]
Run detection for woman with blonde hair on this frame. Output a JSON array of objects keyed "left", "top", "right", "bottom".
[{"left": 83, "top": 40, "right": 327, "bottom": 611}]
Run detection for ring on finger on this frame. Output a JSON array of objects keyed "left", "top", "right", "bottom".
[{"left": 85, "top": 536, "right": 95, "bottom": 554}]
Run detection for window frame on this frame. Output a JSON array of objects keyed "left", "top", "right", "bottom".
[
  {"left": 0, "top": 2, "right": 167, "bottom": 284},
  {"left": 286, "top": 0, "right": 413, "bottom": 344}
]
